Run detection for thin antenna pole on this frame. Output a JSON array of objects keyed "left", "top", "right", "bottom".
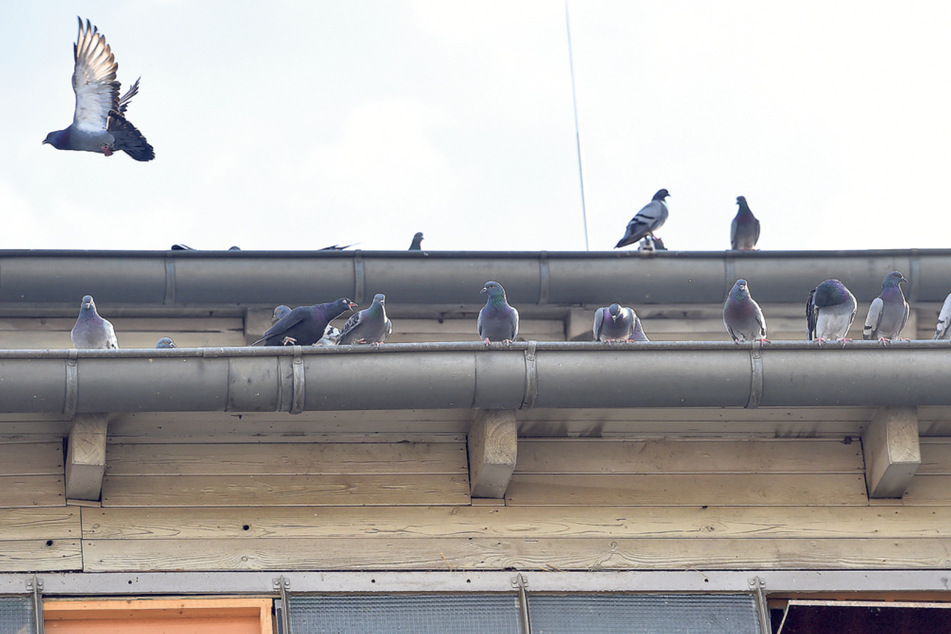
[{"left": 565, "top": 0, "right": 590, "bottom": 251}]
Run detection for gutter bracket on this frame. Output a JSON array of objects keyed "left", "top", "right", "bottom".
[
  {"left": 353, "top": 252, "right": 365, "bottom": 304},
  {"left": 538, "top": 252, "right": 550, "bottom": 305},
  {"left": 746, "top": 343, "right": 763, "bottom": 409},
  {"left": 164, "top": 256, "right": 177, "bottom": 305},
  {"left": 748, "top": 576, "right": 770, "bottom": 634},
  {"left": 512, "top": 573, "right": 532, "bottom": 634},
  {"left": 28, "top": 575, "right": 45, "bottom": 634},
  {"left": 63, "top": 350, "right": 79, "bottom": 418},
  {"left": 273, "top": 575, "right": 291, "bottom": 634},
  {"left": 520, "top": 341, "right": 538, "bottom": 409},
  {"left": 291, "top": 348, "right": 305, "bottom": 415}
]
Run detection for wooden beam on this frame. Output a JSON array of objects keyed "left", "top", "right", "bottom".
[
  {"left": 468, "top": 409, "right": 517, "bottom": 498},
  {"left": 863, "top": 407, "right": 921, "bottom": 499},
  {"left": 565, "top": 308, "right": 592, "bottom": 342},
  {"left": 66, "top": 414, "right": 108, "bottom": 502},
  {"left": 244, "top": 308, "right": 273, "bottom": 345}
]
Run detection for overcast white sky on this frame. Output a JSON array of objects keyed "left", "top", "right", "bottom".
[{"left": 3, "top": 1, "right": 951, "bottom": 252}]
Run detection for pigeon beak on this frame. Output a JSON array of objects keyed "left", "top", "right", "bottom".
[
  {"left": 481, "top": 287, "right": 488, "bottom": 294},
  {"left": 348, "top": 301, "right": 358, "bottom": 311},
  {"left": 42, "top": 139, "right": 49, "bottom": 145}
]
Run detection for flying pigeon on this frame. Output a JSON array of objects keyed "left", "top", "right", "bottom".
[
  {"left": 934, "top": 293, "right": 951, "bottom": 340},
  {"left": 272, "top": 305, "right": 292, "bottom": 324},
  {"left": 863, "top": 271, "right": 909, "bottom": 342},
  {"left": 807, "top": 279, "right": 857, "bottom": 342},
  {"left": 615, "top": 189, "right": 669, "bottom": 249},
  {"left": 71, "top": 295, "right": 118, "bottom": 349},
  {"left": 593, "top": 304, "right": 636, "bottom": 342},
  {"left": 253, "top": 298, "right": 356, "bottom": 346},
  {"left": 409, "top": 232, "right": 424, "bottom": 250},
  {"left": 155, "top": 337, "right": 176, "bottom": 348},
  {"left": 337, "top": 293, "right": 393, "bottom": 345},
  {"left": 723, "top": 279, "right": 768, "bottom": 343},
  {"left": 730, "top": 195, "right": 760, "bottom": 250},
  {"left": 478, "top": 281, "right": 519, "bottom": 343},
  {"left": 43, "top": 18, "right": 154, "bottom": 161},
  {"left": 632, "top": 316, "right": 650, "bottom": 342}
]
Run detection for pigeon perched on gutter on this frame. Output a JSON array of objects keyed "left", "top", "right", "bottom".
[
  {"left": 807, "top": 279, "right": 857, "bottom": 342},
  {"left": 272, "top": 305, "right": 292, "bottom": 324},
  {"left": 615, "top": 189, "right": 669, "bottom": 249},
  {"left": 934, "top": 293, "right": 951, "bottom": 340},
  {"left": 730, "top": 195, "right": 760, "bottom": 251},
  {"left": 723, "top": 279, "right": 768, "bottom": 343},
  {"left": 155, "top": 337, "right": 176, "bottom": 348},
  {"left": 478, "top": 281, "right": 519, "bottom": 343},
  {"left": 317, "top": 325, "right": 341, "bottom": 346},
  {"left": 593, "top": 304, "right": 636, "bottom": 342},
  {"left": 863, "top": 271, "right": 909, "bottom": 342},
  {"left": 43, "top": 18, "right": 154, "bottom": 161},
  {"left": 337, "top": 293, "right": 392, "bottom": 345},
  {"left": 71, "top": 295, "right": 118, "bottom": 349},
  {"left": 253, "top": 298, "right": 356, "bottom": 346},
  {"left": 409, "top": 232, "right": 424, "bottom": 250}
]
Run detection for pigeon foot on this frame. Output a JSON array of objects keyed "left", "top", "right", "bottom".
[{"left": 281, "top": 336, "right": 298, "bottom": 346}]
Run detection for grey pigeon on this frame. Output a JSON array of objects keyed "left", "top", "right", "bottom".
[
  {"left": 730, "top": 195, "right": 760, "bottom": 250},
  {"left": 593, "top": 304, "right": 636, "bottom": 342},
  {"left": 631, "top": 316, "right": 650, "bottom": 342},
  {"left": 863, "top": 271, "right": 909, "bottom": 341},
  {"left": 272, "top": 305, "right": 292, "bottom": 324},
  {"left": 478, "top": 281, "right": 519, "bottom": 343},
  {"left": 71, "top": 295, "right": 118, "bottom": 349},
  {"left": 337, "top": 293, "right": 393, "bottom": 345},
  {"left": 615, "top": 189, "right": 669, "bottom": 249},
  {"left": 253, "top": 298, "right": 356, "bottom": 346},
  {"left": 723, "top": 279, "right": 768, "bottom": 343},
  {"left": 934, "top": 293, "right": 951, "bottom": 340},
  {"left": 155, "top": 337, "right": 176, "bottom": 349},
  {"left": 43, "top": 18, "right": 154, "bottom": 161},
  {"left": 409, "top": 232, "right": 424, "bottom": 250},
  {"left": 807, "top": 279, "right": 857, "bottom": 342}
]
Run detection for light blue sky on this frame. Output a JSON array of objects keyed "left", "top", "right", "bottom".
[{"left": 3, "top": 1, "right": 950, "bottom": 251}]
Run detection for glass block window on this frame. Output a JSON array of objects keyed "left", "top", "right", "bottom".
[{"left": 0, "top": 596, "right": 35, "bottom": 634}]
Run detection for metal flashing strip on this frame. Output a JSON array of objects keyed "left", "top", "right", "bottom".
[
  {"left": 521, "top": 341, "right": 538, "bottom": 409},
  {"left": 1, "top": 571, "right": 949, "bottom": 596},
  {"left": 746, "top": 343, "right": 764, "bottom": 409}
]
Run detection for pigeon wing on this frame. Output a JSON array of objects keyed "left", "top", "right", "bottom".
[
  {"left": 71, "top": 18, "right": 120, "bottom": 133},
  {"left": 253, "top": 309, "right": 308, "bottom": 346},
  {"left": 592, "top": 307, "right": 606, "bottom": 341},
  {"left": 338, "top": 311, "right": 364, "bottom": 341},
  {"left": 863, "top": 297, "right": 884, "bottom": 339},
  {"left": 806, "top": 289, "right": 817, "bottom": 340},
  {"left": 935, "top": 294, "right": 951, "bottom": 340}
]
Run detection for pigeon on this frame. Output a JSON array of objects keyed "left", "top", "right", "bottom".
[
  {"left": 593, "top": 304, "right": 636, "bottom": 342},
  {"left": 319, "top": 243, "right": 358, "bottom": 251},
  {"left": 272, "top": 305, "right": 292, "bottom": 324},
  {"left": 43, "top": 18, "right": 154, "bottom": 161},
  {"left": 155, "top": 337, "right": 176, "bottom": 348},
  {"left": 316, "top": 325, "right": 341, "bottom": 346},
  {"left": 730, "top": 195, "right": 760, "bottom": 250},
  {"left": 863, "top": 271, "right": 909, "bottom": 342},
  {"left": 807, "top": 279, "right": 857, "bottom": 342},
  {"left": 934, "top": 293, "right": 951, "bottom": 340},
  {"left": 632, "top": 316, "right": 650, "bottom": 342},
  {"left": 723, "top": 279, "right": 768, "bottom": 343},
  {"left": 253, "top": 298, "right": 356, "bottom": 346},
  {"left": 337, "top": 293, "right": 393, "bottom": 345},
  {"left": 71, "top": 295, "right": 118, "bottom": 349},
  {"left": 614, "top": 189, "right": 669, "bottom": 249},
  {"left": 478, "top": 281, "right": 519, "bottom": 343},
  {"left": 409, "top": 232, "right": 424, "bottom": 250}
]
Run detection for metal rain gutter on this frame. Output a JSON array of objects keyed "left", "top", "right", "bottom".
[
  {"left": 1, "top": 249, "right": 949, "bottom": 306},
  {"left": 1, "top": 341, "right": 950, "bottom": 415}
]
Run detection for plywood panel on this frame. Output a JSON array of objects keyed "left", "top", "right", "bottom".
[
  {"left": 82, "top": 505, "right": 951, "bottom": 540},
  {"left": 0, "top": 508, "right": 79, "bottom": 540},
  {"left": 504, "top": 474, "right": 869, "bottom": 506},
  {"left": 0, "top": 539, "right": 82, "bottom": 571},
  {"left": 515, "top": 439, "right": 863, "bottom": 474},
  {"left": 0, "top": 475, "right": 66, "bottom": 508},
  {"left": 81, "top": 536, "right": 951, "bottom": 572},
  {"left": 101, "top": 474, "right": 470, "bottom": 507},
  {"left": 0, "top": 442, "right": 63, "bottom": 475},
  {"left": 105, "top": 442, "right": 466, "bottom": 476}
]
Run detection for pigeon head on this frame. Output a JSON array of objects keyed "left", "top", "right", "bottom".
[
  {"left": 339, "top": 298, "right": 358, "bottom": 311},
  {"left": 608, "top": 303, "right": 621, "bottom": 321},
  {"left": 813, "top": 279, "right": 848, "bottom": 307},
  {"left": 155, "top": 337, "right": 176, "bottom": 349},
  {"left": 372, "top": 293, "right": 386, "bottom": 306},
  {"left": 652, "top": 189, "right": 670, "bottom": 201},
  {"left": 481, "top": 281, "right": 506, "bottom": 299},
  {"left": 736, "top": 196, "right": 746, "bottom": 205},
  {"left": 43, "top": 130, "right": 68, "bottom": 149},
  {"left": 80, "top": 295, "right": 96, "bottom": 312},
  {"left": 272, "top": 305, "right": 292, "bottom": 323},
  {"left": 730, "top": 279, "right": 750, "bottom": 299},
  {"left": 882, "top": 271, "right": 907, "bottom": 288}
]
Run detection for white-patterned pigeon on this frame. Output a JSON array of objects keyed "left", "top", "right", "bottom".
[
  {"left": 723, "top": 279, "right": 768, "bottom": 343},
  {"left": 863, "top": 271, "right": 909, "bottom": 342},
  {"left": 272, "top": 305, "right": 292, "bottom": 324},
  {"left": 807, "top": 279, "right": 857, "bottom": 342},
  {"left": 730, "top": 195, "right": 760, "bottom": 250},
  {"left": 317, "top": 325, "right": 341, "bottom": 346},
  {"left": 934, "top": 293, "right": 951, "bottom": 340},
  {"left": 155, "top": 337, "right": 176, "bottom": 349},
  {"left": 409, "top": 232, "right": 424, "bottom": 250},
  {"left": 43, "top": 18, "right": 154, "bottom": 161},
  {"left": 593, "top": 304, "right": 636, "bottom": 342},
  {"left": 478, "top": 281, "right": 519, "bottom": 343},
  {"left": 615, "top": 189, "right": 669, "bottom": 249},
  {"left": 253, "top": 298, "right": 356, "bottom": 346},
  {"left": 337, "top": 293, "right": 392, "bottom": 345},
  {"left": 71, "top": 295, "right": 118, "bottom": 349}
]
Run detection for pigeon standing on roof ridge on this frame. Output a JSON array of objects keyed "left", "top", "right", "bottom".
[
  {"left": 863, "top": 271, "right": 909, "bottom": 342},
  {"left": 807, "top": 279, "right": 857, "bottom": 343},
  {"left": 723, "top": 279, "right": 768, "bottom": 343},
  {"left": 593, "top": 303, "right": 636, "bottom": 342},
  {"left": 730, "top": 195, "right": 760, "bottom": 251},
  {"left": 337, "top": 293, "right": 393, "bottom": 345},
  {"left": 614, "top": 189, "right": 669, "bottom": 249},
  {"left": 71, "top": 295, "right": 118, "bottom": 349},
  {"left": 43, "top": 18, "right": 154, "bottom": 161},
  {"left": 253, "top": 298, "right": 356, "bottom": 346},
  {"left": 478, "top": 281, "right": 519, "bottom": 344}
]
